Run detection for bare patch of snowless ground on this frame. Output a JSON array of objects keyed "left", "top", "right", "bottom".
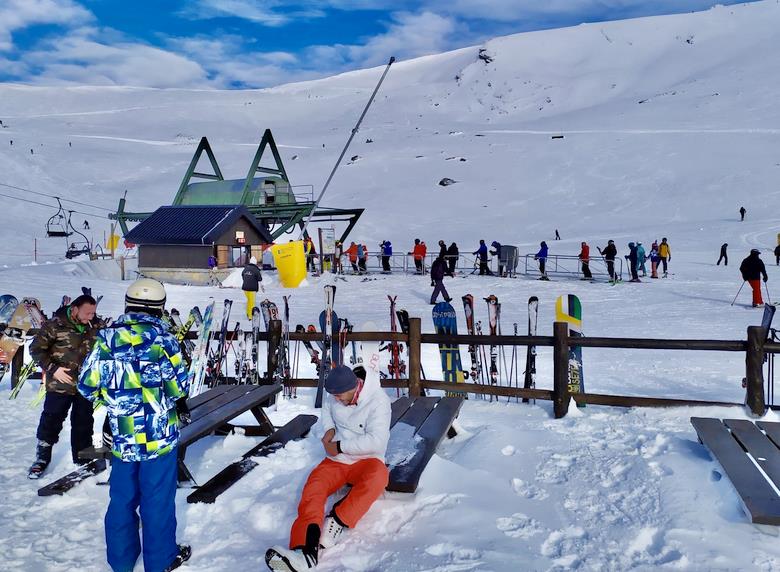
[{"left": 3, "top": 1, "right": 780, "bottom": 570}]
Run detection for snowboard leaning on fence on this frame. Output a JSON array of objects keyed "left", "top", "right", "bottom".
[
  {"left": 555, "top": 294, "right": 585, "bottom": 404},
  {"left": 432, "top": 301, "right": 466, "bottom": 395}
]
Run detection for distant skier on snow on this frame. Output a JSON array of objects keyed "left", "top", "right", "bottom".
[
  {"left": 739, "top": 249, "right": 768, "bottom": 307},
  {"left": 446, "top": 242, "right": 458, "bottom": 276},
  {"left": 379, "top": 240, "right": 392, "bottom": 273},
  {"left": 658, "top": 238, "right": 671, "bottom": 276},
  {"left": 265, "top": 366, "right": 391, "bottom": 572},
  {"left": 409, "top": 239, "right": 426, "bottom": 274},
  {"left": 625, "top": 242, "right": 640, "bottom": 282},
  {"left": 718, "top": 243, "right": 728, "bottom": 266},
  {"left": 636, "top": 242, "right": 647, "bottom": 277},
  {"left": 740, "top": 206, "right": 746, "bottom": 221},
  {"left": 649, "top": 245, "right": 660, "bottom": 278},
  {"left": 473, "top": 240, "right": 492, "bottom": 275},
  {"left": 774, "top": 244, "right": 780, "bottom": 266},
  {"left": 535, "top": 241, "right": 549, "bottom": 280},
  {"left": 578, "top": 242, "right": 592, "bottom": 279},
  {"left": 430, "top": 255, "right": 452, "bottom": 304},
  {"left": 598, "top": 240, "right": 617, "bottom": 282},
  {"left": 490, "top": 241, "right": 503, "bottom": 276}
]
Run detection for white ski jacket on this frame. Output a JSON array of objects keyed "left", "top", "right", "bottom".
[{"left": 320, "top": 380, "right": 391, "bottom": 465}]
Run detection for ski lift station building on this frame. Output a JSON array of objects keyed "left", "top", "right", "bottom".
[
  {"left": 111, "top": 129, "right": 364, "bottom": 284},
  {"left": 124, "top": 205, "right": 273, "bottom": 285}
]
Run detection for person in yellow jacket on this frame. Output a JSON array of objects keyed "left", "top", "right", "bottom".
[{"left": 658, "top": 237, "right": 671, "bottom": 276}]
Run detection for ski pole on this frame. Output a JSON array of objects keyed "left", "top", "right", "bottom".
[{"left": 731, "top": 281, "right": 746, "bottom": 306}]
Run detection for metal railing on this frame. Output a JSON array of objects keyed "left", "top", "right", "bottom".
[{"left": 522, "top": 254, "right": 624, "bottom": 280}]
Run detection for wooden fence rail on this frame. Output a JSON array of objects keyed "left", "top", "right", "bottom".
[{"left": 12, "top": 320, "right": 773, "bottom": 418}]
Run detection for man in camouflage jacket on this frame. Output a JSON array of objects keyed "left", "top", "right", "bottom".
[{"left": 28, "top": 294, "right": 101, "bottom": 477}]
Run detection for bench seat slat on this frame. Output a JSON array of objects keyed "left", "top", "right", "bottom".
[
  {"left": 691, "top": 417, "right": 780, "bottom": 525},
  {"left": 724, "top": 419, "right": 780, "bottom": 491}
]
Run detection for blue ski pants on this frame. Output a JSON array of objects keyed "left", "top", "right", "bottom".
[{"left": 105, "top": 450, "right": 179, "bottom": 572}]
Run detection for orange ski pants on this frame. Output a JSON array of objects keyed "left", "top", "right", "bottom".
[
  {"left": 290, "top": 457, "right": 388, "bottom": 549},
  {"left": 749, "top": 280, "right": 763, "bottom": 306}
]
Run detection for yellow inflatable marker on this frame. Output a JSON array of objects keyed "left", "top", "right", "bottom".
[{"left": 272, "top": 241, "right": 307, "bottom": 288}]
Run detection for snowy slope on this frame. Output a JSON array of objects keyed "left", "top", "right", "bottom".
[{"left": 2, "top": 2, "right": 780, "bottom": 571}]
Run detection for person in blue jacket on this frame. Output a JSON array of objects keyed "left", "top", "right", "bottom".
[
  {"left": 380, "top": 241, "right": 392, "bottom": 273},
  {"left": 636, "top": 242, "right": 647, "bottom": 277},
  {"left": 78, "top": 278, "right": 191, "bottom": 572},
  {"left": 534, "top": 241, "right": 549, "bottom": 280},
  {"left": 472, "top": 240, "right": 492, "bottom": 275}
]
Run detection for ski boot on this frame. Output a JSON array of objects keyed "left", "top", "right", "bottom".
[
  {"left": 163, "top": 544, "right": 191, "bottom": 571},
  {"left": 319, "top": 513, "right": 345, "bottom": 549},
  {"left": 265, "top": 547, "right": 318, "bottom": 571},
  {"left": 27, "top": 440, "right": 53, "bottom": 479}
]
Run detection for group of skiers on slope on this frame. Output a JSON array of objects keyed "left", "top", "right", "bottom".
[
  {"left": 523, "top": 238, "right": 672, "bottom": 282},
  {"left": 10, "top": 277, "right": 388, "bottom": 572}
]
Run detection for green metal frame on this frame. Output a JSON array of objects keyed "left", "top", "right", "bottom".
[{"left": 111, "top": 129, "right": 363, "bottom": 242}]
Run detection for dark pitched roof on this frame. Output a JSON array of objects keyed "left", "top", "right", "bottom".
[{"left": 124, "top": 205, "right": 272, "bottom": 245}]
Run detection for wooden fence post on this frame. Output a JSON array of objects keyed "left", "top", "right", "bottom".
[
  {"left": 746, "top": 325, "right": 766, "bottom": 417},
  {"left": 553, "top": 321, "right": 570, "bottom": 418},
  {"left": 408, "top": 317, "right": 422, "bottom": 397},
  {"left": 267, "top": 319, "right": 282, "bottom": 385}
]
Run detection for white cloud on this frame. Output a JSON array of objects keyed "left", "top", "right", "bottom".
[
  {"left": 0, "top": 0, "right": 93, "bottom": 52},
  {"left": 182, "top": 0, "right": 325, "bottom": 27},
  {"left": 23, "top": 31, "right": 213, "bottom": 88}
]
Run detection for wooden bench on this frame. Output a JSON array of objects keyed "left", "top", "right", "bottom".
[
  {"left": 387, "top": 396, "right": 464, "bottom": 493},
  {"left": 691, "top": 417, "right": 780, "bottom": 525},
  {"left": 177, "top": 384, "right": 282, "bottom": 483}
]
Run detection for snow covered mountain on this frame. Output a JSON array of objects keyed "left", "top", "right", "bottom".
[
  {"left": 3, "top": 3, "right": 780, "bottom": 571},
  {"left": 1, "top": 0, "right": 779, "bottom": 264}
]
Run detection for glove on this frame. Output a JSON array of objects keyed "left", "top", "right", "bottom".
[{"left": 764, "top": 277, "right": 768, "bottom": 283}]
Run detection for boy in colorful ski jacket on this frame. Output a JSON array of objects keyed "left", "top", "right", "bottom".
[
  {"left": 266, "top": 366, "right": 391, "bottom": 571},
  {"left": 78, "top": 278, "right": 191, "bottom": 572}
]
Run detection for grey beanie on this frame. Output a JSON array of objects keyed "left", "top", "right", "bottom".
[{"left": 325, "top": 366, "right": 358, "bottom": 395}]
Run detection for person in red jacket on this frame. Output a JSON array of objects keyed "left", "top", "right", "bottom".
[
  {"left": 578, "top": 242, "right": 592, "bottom": 279},
  {"left": 409, "top": 239, "right": 426, "bottom": 274},
  {"left": 346, "top": 242, "right": 359, "bottom": 274}
]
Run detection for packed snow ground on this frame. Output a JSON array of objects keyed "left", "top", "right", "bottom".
[{"left": 3, "top": 1, "right": 780, "bottom": 570}]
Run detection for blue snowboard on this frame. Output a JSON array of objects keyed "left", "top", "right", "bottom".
[{"left": 432, "top": 302, "right": 466, "bottom": 394}]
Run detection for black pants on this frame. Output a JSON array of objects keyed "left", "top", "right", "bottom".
[
  {"left": 381, "top": 256, "right": 391, "bottom": 272},
  {"left": 414, "top": 259, "right": 423, "bottom": 273},
  {"left": 358, "top": 258, "right": 367, "bottom": 273},
  {"left": 538, "top": 259, "right": 546, "bottom": 276},
  {"left": 447, "top": 257, "right": 456, "bottom": 276},
  {"left": 479, "top": 260, "right": 492, "bottom": 275},
  {"left": 581, "top": 262, "right": 592, "bottom": 278},
  {"left": 350, "top": 261, "right": 358, "bottom": 273},
  {"left": 606, "top": 260, "right": 615, "bottom": 280},
  {"left": 660, "top": 256, "right": 668, "bottom": 273},
  {"left": 717, "top": 254, "right": 728, "bottom": 266},
  {"left": 629, "top": 260, "right": 639, "bottom": 280},
  {"left": 37, "top": 392, "right": 94, "bottom": 463}
]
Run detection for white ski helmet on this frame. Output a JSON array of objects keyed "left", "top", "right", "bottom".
[{"left": 125, "top": 278, "right": 166, "bottom": 311}]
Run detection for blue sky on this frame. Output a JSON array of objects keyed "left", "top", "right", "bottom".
[{"left": 0, "top": 0, "right": 757, "bottom": 89}]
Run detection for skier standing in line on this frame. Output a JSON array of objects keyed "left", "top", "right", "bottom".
[
  {"left": 718, "top": 243, "right": 728, "bottom": 266},
  {"left": 534, "top": 241, "right": 549, "bottom": 280},
  {"left": 446, "top": 242, "right": 458, "bottom": 277},
  {"left": 27, "top": 294, "right": 102, "bottom": 478},
  {"left": 555, "top": 229, "right": 561, "bottom": 240},
  {"left": 490, "top": 241, "right": 504, "bottom": 276},
  {"left": 78, "top": 279, "right": 191, "bottom": 572},
  {"left": 597, "top": 240, "right": 617, "bottom": 282},
  {"left": 241, "top": 256, "right": 263, "bottom": 320},
  {"left": 437, "top": 240, "right": 447, "bottom": 261},
  {"left": 430, "top": 255, "right": 452, "bottom": 304},
  {"left": 740, "top": 206, "right": 746, "bottom": 221},
  {"left": 409, "top": 239, "right": 426, "bottom": 274},
  {"left": 774, "top": 244, "right": 780, "bottom": 266},
  {"left": 625, "top": 242, "right": 640, "bottom": 282},
  {"left": 739, "top": 249, "right": 768, "bottom": 307},
  {"left": 472, "top": 240, "right": 492, "bottom": 275},
  {"left": 658, "top": 238, "right": 671, "bottom": 276},
  {"left": 636, "top": 242, "right": 647, "bottom": 277},
  {"left": 334, "top": 241, "right": 344, "bottom": 274},
  {"left": 578, "top": 242, "right": 592, "bottom": 280},
  {"left": 379, "top": 241, "right": 392, "bottom": 273},
  {"left": 357, "top": 243, "right": 368, "bottom": 274},
  {"left": 304, "top": 237, "right": 317, "bottom": 273},
  {"left": 346, "top": 242, "right": 358, "bottom": 274},
  {"left": 649, "top": 245, "right": 660, "bottom": 278},
  {"left": 265, "top": 366, "right": 390, "bottom": 572}
]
